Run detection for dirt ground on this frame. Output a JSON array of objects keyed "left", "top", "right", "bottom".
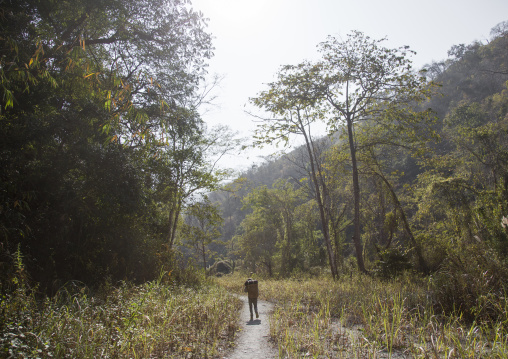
[{"left": 223, "top": 295, "right": 279, "bottom": 359}]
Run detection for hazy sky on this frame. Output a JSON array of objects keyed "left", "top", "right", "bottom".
[{"left": 190, "top": 0, "right": 508, "bottom": 171}]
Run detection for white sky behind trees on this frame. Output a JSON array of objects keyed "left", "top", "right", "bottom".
[{"left": 190, "top": 0, "right": 508, "bottom": 172}]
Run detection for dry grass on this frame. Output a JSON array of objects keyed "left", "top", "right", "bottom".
[
  {"left": 7, "top": 269, "right": 505, "bottom": 358},
  {"left": 216, "top": 272, "right": 508, "bottom": 358},
  {"left": 1, "top": 276, "right": 242, "bottom": 358}
]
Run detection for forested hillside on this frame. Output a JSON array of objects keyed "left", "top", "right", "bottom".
[
  {"left": 210, "top": 23, "right": 508, "bottom": 287},
  {"left": 2, "top": 0, "right": 507, "bottom": 301}
]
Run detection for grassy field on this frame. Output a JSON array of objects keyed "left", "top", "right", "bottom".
[
  {"left": 215, "top": 272, "right": 508, "bottom": 358},
  {"left": 1, "top": 275, "right": 241, "bottom": 358},
  {"left": 3, "top": 270, "right": 507, "bottom": 358}
]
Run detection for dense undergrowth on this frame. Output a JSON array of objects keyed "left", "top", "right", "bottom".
[
  {"left": 1, "top": 273, "right": 241, "bottom": 358},
  {"left": 216, "top": 271, "right": 508, "bottom": 358}
]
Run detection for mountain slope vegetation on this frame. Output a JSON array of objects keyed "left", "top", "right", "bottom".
[{"left": 211, "top": 22, "right": 508, "bottom": 295}]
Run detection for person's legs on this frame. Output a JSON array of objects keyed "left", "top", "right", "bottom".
[
  {"left": 253, "top": 298, "right": 259, "bottom": 318},
  {"left": 248, "top": 298, "right": 254, "bottom": 320}
]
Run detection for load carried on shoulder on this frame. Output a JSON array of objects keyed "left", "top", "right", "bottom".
[{"left": 244, "top": 278, "right": 259, "bottom": 298}]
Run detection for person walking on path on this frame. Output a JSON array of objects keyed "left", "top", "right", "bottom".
[
  {"left": 243, "top": 275, "right": 259, "bottom": 321},
  {"left": 226, "top": 296, "right": 277, "bottom": 358}
]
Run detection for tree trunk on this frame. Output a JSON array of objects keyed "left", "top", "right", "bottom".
[
  {"left": 301, "top": 121, "right": 338, "bottom": 279},
  {"left": 168, "top": 200, "right": 182, "bottom": 249},
  {"left": 377, "top": 173, "right": 429, "bottom": 273},
  {"left": 347, "top": 116, "right": 367, "bottom": 273},
  {"left": 285, "top": 214, "right": 293, "bottom": 274},
  {"left": 265, "top": 259, "right": 273, "bottom": 277},
  {"left": 202, "top": 241, "right": 207, "bottom": 274}
]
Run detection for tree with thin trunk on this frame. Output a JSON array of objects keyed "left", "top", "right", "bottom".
[
  {"left": 181, "top": 198, "right": 223, "bottom": 272},
  {"left": 154, "top": 119, "right": 237, "bottom": 249},
  {"left": 361, "top": 144, "right": 430, "bottom": 273},
  {"left": 250, "top": 63, "right": 339, "bottom": 279},
  {"left": 315, "top": 31, "right": 435, "bottom": 272}
]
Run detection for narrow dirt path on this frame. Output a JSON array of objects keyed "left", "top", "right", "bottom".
[{"left": 224, "top": 295, "right": 279, "bottom": 359}]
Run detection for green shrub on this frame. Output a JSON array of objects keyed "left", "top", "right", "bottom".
[
  {"left": 430, "top": 244, "right": 508, "bottom": 323},
  {"left": 373, "top": 247, "right": 413, "bottom": 278}
]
